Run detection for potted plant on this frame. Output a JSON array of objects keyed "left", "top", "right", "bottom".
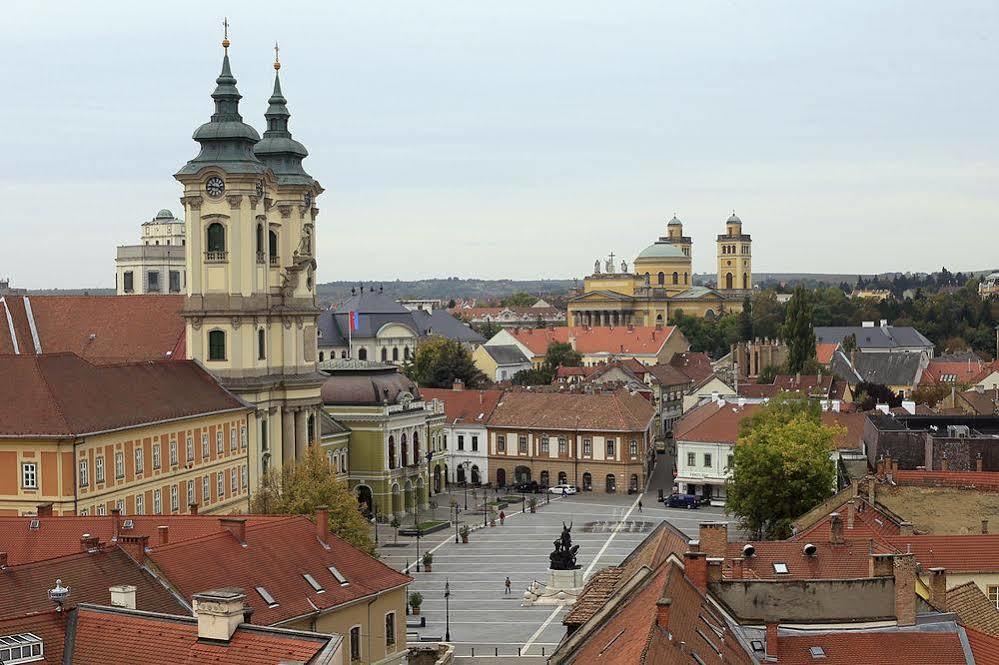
[
  {"left": 391, "top": 516, "right": 401, "bottom": 545},
  {"left": 529, "top": 497, "right": 538, "bottom": 513},
  {"left": 459, "top": 524, "right": 470, "bottom": 544},
  {"left": 422, "top": 552, "right": 433, "bottom": 572},
  {"left": 409, "top": 592, "right": 423, "bottom": 615}
]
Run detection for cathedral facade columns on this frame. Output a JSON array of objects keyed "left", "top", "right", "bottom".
[
  {"left": 282, "top": 408, "right": 296, "bottom": 467},
  {"left": 294, "top": 407, "right": 308, "bottom": 460}
]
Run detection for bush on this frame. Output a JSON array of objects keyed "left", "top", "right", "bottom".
[{"left": 409, "top": 592, "right": 423, "bottom": 609}]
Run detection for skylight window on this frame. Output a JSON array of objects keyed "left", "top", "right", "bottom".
[
  {"left": 328, "top": 565, "right": 349, "bottom": 586},
  {"left": 255, "top": 586, "right": 278, "bottom": 607},
  {"left": 303, "top": 574, "right": 325, "bottom": 593},
  {"left": 773, "top": 562, "right": 789, "bottom": 574},
  {"left": 810, "top": 646, "right": 826, "bottom": 659},
  {"left": 0, "top": 632, "right": 44, "bottom": 664},
  {"left": 122, "top": 519, "right": 134, "bottom": 530},
  {"left": 28, "top": 520, "right": 39, "bottom": 531}
]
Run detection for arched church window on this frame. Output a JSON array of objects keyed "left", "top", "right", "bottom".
[
  {"left": 644, "top": 272, "right": 650, "bottom": 284},
  {"left": 392, "top": 347, "right": 399, "bottom": 361},
  {"left": 743, "top": 273, "right": 749, "bottom": 289},
  {"left": 657, "top": 272, "right": 665, "bottom": 286},
  {"left": 208, "top": 330, "right": 226, "bottom": 361},
  {"left": 358, "top": 348, "right": 368, "bottom": 360},
  {"left": 672, "top": 271, "right": 679, "bottom": 285},
  {"left": 381, "top": 348, "right": 388, "bottom": 362},
  {"left": 726, "top": 273, "right": 733, "bottom": 289},
  {"left": 257, "top": 328, "right": 266, "bottom": 360},
  {"left": 268, "top": 230, "right": 278, "bottom": 264},
  {"left": 684, "top": 272, "right": 688, "bottom": 284},
  {"left": 256, "top": 224, "right": 264, "bottom": 259},
  {"left": 206, "top": 223, "right": 225, "bottom": 253}
]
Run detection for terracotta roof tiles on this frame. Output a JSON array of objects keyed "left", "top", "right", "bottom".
[
  {"left": 510, "top": 326, "right": 678, "bottom": 357},
  {"left": 945, "top": 582, "right": 999, "bottom": 636},
  {"left": 420, "top": 387, "right": 504, "bottom": 425},
  {"left": 884, "top": 534, "right": 999, "bottom": 573},
  {"left": 775, "top": 630, "right": 969, "bottom": 664},
  {"left": 487, "top": 389, "right": 655, "bottom": 433}
]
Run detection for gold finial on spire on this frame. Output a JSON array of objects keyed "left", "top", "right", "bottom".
[
  {"left": 222, "top": 17, "right": 230, "bottom": 51},
  {"left": 274, "top": 41, "right": 281, "bottom": 70}
]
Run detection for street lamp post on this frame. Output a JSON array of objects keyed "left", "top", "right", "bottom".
[
  {"left": 372, "top": 500, "right": 379, "bottom": 545},
  {"left": 454, "top": 503, "right": 460, "bottom": 543},
  {"left": 444, "top": 579, "right": 451, "bottom": 642}
]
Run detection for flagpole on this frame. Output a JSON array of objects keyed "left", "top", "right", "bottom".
[{"left": 348, "top": 312, "right": 353, "bottom": 359}]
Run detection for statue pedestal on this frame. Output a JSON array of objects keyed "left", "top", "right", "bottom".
[{"left": 522, "top": 569, "right": 584, "bottom": 607}]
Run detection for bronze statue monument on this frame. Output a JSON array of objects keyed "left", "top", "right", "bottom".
[{"left": 549, "top": 522, "right": 580, "bottom": 570}]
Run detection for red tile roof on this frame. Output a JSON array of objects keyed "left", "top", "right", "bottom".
[
  {"left": 792, "top": 500, "right": 903, "bottom": 543},
  {"left": 420, "top": 387, "right": 504, "bottom": 426},
  {"left": 775, "top": 629, "right": 969, "bottom": 664},
  {"left": 884, "top": 534, "right": 999, "bottom": 573},
  {"left": 0, "top": 611, "right": 66, "bottom": 664},
  {"left": 669, "top": 351, "right": 714, "bottom": 383},
  {"left": 0, "top": 514, "right": 289, "bottom": 566},
  {"left": 920, "top": 359, "right": 999, "bottom": 387},
  {"left": 509, "top": 326, "right": 679, "bottom": 356},
  {"left": 487, "top": 389, "right": 655, "bottom": 433},
  {"left": 68, "top": 605, "right": 335, "bottom": 664},
  {"left": 146, "top": 516, "right": 411, "bottom": 625},
  {"left": 967, "top": 627, "right": 999, "bottom": 663},
  {"left": 0, "top": 549, "right": 186, "bottom": 619},
  {"left": 0, "top": 353, "right": 248, "bottom": 437},
  {"left": 816, "top": 342, "right": 840, "bottom": 365},
  {"left": 890, "top": 469, "right": 999, "bottom": 491},
  {"left": 0, "top": 295, "right": 185, "bottom": 363},
  {"left": 722, "top": 539, "right": 891, "bottom": 580}
]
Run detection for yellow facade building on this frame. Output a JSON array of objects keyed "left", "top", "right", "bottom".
[{"left": 568, "top": 214, "right": 753, "bottom": 326}]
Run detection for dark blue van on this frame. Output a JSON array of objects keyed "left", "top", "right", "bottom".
[{"left": 665, "top": 493, "right": 700, "bottom": 509}]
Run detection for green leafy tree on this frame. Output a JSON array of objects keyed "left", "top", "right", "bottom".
[
  {"left": 727, "top": 395, "right": 839, "bottom": 540},
  {"left": 739, "top": 296, "right": 754, "bottom": 341},
  {"left": 781, "top": 285, "right": 817, "bottom": 373},
  {"left": 756, "top": 364, "right": 780, "bottom": 385},
  {"left": 471, "top": 320, "right": 502, "bottom": 340},
  {"left": 250, "top": 446, "right": 375, "bottom": 554},
  {"left": 544, "top": 341, "right": 582, "bottom": 370},
  {"left": 512, "top": 367, "right": 554, "bottom": 385},
  {"left": 406, "top": 337, "right": 486, "bottom": 388},
  {"left": 854, "top": 382, "right": 903, "bottom": 410},
  {"left": 501, "top": 292, "right": 537, "bottom": 307}
]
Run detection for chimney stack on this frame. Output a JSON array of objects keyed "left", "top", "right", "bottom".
[
  {"left": 698, "top": 523, "right": 729, "bottom": 558},
  {"left": 731, "top": 557, "right": 744, "bottom": 580},
  {"left": 111, "top": 507, "right": 122, "bottom": 537},
  {"left": 189, "top": 502, "right": 199, "bottom": 516},
  {"left": 110, "top": 584, "right": 137, "bottom": 610},
  {"left": 219, "top": 518, "right": 246, "bottom": 544},
  {"left": 829, "top": 513, "right": 844, "bottom": 545},
  {"left": 928, "top": 568, "right": 948, "bottom": 611},
  {"left": 706, "top": 557, "right": 723, "bottom": 584},
  {"left": 80, "top": 533, "right": 100, "bottom": 553},
  {"left": 683, "top": 550, "right": 708, "bottom": 592},
  {"left": 893, "top": 553, "right": 917, "bottom": 627},
  {"left": 656, "top": 597, "right": 671, "bottom": 630},
  {"left": 157, "top": 525, "right": 170, "bottom": 546},
  {"left": 117, "top": 534, "right": 148, "bottom": 563},
  {"left": 193, "top": 588, "right": 246, "bottom": 642},
  {"left": 941, "top": 455, "right": 948, "bottom": 472},
  {"left": 316, "top": 505, "right": 330, "bottom": 546},
  {"left": 36, "top": 503, "right": 53, "bottom": 517},
  {"left": 899, "top": 521, "right": 914, "bottom": 535},
  {"left": 977, "top": 453, "right": 984, "bottom": 473},
  {"left": 766, "top": 622, "right": 779, "bottom": 658},
  {"left": 452, "top": 379, "right": 464, "bottom": 392}
]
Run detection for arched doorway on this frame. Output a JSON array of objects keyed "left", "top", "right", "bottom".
[
  {"left": 404, "top": 480, "right": 414, "bottom": 513},
  {"left": 515, "top": 466, "right": 531, "bottom": 484},
  {"left": 496, "top": 468, "right": 507, "bottom": 487},
  {"left": 540, "top": 470, "right": 550, "bottom": 487},
  {"left": 704, "top": 309, "right": 716, "bottom": 321},
  {"left": 401, "top": 433, "right": 409, "bottom": 467},
  {"left": 743, "top": 273, "right": 749, "bottom": 289},
  {"left": 630, "top": 474, "right": 639, "bottom": 493},
  {"left": 391, "top": 483, "right": 403, "bottom": 517},
  {"left": 356, "top": 485, "right": 373, "bottom": 516},
  {"left": 413, "top": 432, "right": 420, "bottom": 465},
  {"left": 471, "top": 465, "right": 481, "bottom": 485},
  {"left": 582, "top": 472, "right": 592, "bottom": 491},
  {"left": 725, "top": 272, "right": 733, "bottom": 289},
  {"left": 558, "top": 471, "right": 567, "bottom": 485},
  {"left": 388, "top": 436, "right": 396, "bottom": 469},
  {"left": 605, "top": 474, "right": 616, "bottom": 493},
  {"left": 434, "top": 465, "right": 442, "bottom": 493}
]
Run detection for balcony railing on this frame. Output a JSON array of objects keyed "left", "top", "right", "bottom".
[
  {"left": 269, "top": 255, "right": 279, "bottom": 266},
  {"left": 204, "top": 250, "right": 228, "bottom": 263},
  {"left": 256, "top": 251, "right": 266, "bottom": 264}
]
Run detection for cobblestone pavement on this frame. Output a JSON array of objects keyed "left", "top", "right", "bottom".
[{"left": 375, "top": 454, "right": 727, "bottom": 659}]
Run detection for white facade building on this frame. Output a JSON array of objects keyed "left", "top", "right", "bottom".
[{"left": 115, "top": 209, "right": 187, "bottom": 295}]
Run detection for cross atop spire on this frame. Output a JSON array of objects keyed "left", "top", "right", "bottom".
[
  {"left": 222, "top": 17, "right": 230, "bottom": 51},
  {"left": 274, "top": 41, "right": 281, "bottom": 71}
]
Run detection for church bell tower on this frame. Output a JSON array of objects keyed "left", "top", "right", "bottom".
[
  {"left": 716, "top": 213, "right": 752, "bottom": 291},
  {"left": 175, "top": 28, "right": 325, "bottom": 487}
]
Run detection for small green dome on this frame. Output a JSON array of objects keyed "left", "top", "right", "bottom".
[
  {"left": 636, "top": 242, "right": 687, "bottom": 260},
  {"left": 155, "top": 209, "right": 174, "bottom": 220},
  {"left": 727, "top": 213, "right": 742, "bottom": 223}
]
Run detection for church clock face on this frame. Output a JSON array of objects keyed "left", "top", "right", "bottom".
[{"left": 206, "top": 176, "right": 225, "bottom": 198}]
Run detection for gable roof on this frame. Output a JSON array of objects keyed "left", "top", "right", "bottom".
[
  {"left": 0, "top": 295, "right": 185, "bottom": 363},
  {"left": 921, "top": 359, "right": 996, "bottom": 386},
  {"left": 830, "top": 349, "right": 925, "bottom": 387},
  {"left": 942, "top": 582, "right": 999, "bottom": 637},
  {"left": 884, "top": 534, "right": 999, "bottom": 574},
  {"left": 816, "top": 342, "right": 840, "bottom": 365},
  {"left": 420, "top": 387, "right": 504, "bottom": 426},
  {"left": 318, "top": 300, "right": 482, "bottom": 347},
  {"left": 0, "top": 354, "right": 248, "bottom": 438},
  {"left": 146, "top": 516, "right": 411, "bottom": 625},
  {"left": 487, "top": 389, "right": 655, "bottom": 433},
  {"left": 481, "top": 344, "right": 531, "bottom": 365},
  {"left": 668, "top": 351, "right": 714, "bottom": 384},
  {"left": 774, "top": 627, "right": 970, "bottom": 665},
  {"left": 508, "top": 326, "right": 679, "bottom": 357},
  {"left": 815, "top": 325, "right": 934, "bottom": 350}
]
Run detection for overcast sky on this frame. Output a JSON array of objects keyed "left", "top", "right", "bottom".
[{"left": 4, "top": 1, "right": 998, "bottom": 288}]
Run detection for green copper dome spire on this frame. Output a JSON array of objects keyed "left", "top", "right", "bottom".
[
  {"left": 254, "top": 43, "right": 313, "bottom": 185},
  {"left": 176, "top": 27, "right": 266, "bottom": 177}
]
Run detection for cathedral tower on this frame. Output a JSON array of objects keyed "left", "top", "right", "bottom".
[
  {"left": 716, "top": 213, "right": 752, "bottom": 291},
  {"left": 175, "top": 33, "right": 324, "bottom": 487},
  {"left": 664, "top": 214, "right": 692, "bottom": 259}
]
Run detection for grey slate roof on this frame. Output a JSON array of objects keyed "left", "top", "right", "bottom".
[
  {"left": 830, "top": 349, "right": 925, "bottom": 387},
  {"left": 815, "top": 325, "right": 933, "bottom": 350},
  {"left": 482, "top": 345, "right": 530, "bottom": 365},
  {"left": 317, "top": 294, "right": 483, "bottom": 348},
  {"left": 253, "top": 69, "right": 314, "bottom": 186},
  {"left": 412, "top": 310, "right": 485, "bottom": 344}
]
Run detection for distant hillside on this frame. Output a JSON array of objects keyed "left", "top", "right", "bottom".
[{"left": 316, "top": 279, "right": 579, "bottom": 306}]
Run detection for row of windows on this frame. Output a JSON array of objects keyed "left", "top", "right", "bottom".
[
  {"left": 456, "top": 434, "right": 479, "bottom": 452},
  {"left": 496, "top": 435, "right": 639, "bottom": 458},
  {"left": 347, "top": 612, "right": 398, "bottom": 662},
  {"left": 326, "top": 449, "right": 348, "bottom": 474},
  {"left": 646, "top": 271, "right": 689, "bottom": 287},
  {"left": 720, "top": 244, "right": 750, "bottom": 255},
  {"left": 78, "top": 427, "right": 247, "bottom": 487},
  {"left": 685, "top": 452, "right": 734, "bottom": 469},
  {"left": 79, "top": 465, "right": 249, "bottom": 517},
  {"left": 387, "top": 432, "right": 421, "bottom": 470},
  {"left": 495, "top": 468, "right": 641, "bottom": 493},
  {"left": 121, "top": 270, "right": 182, "bottom": 293}
]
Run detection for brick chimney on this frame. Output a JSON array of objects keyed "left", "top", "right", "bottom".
[
  {"left": 220, "top": 518, "right": 246, "bottom": 544},
  {"left": 829, "top": 513, "right": 844, "bottom": 545},
  {"left": 899, "top": 521, "right": 914, "bottom": 535},
  {"left": 316, "top": 505, "right": 330, "bottom": 546},
  {"left": 766, "top": 622, "right": 779, "bottom": 658},
  {"left": 656, "top": 597, "right": 671, "bottom": 630},
  {"left": 157, "top": 525, "right": 170, "bottom": 546},
  {"left": 731, "top": 557, "right": 744, "bottom": 580},
  {"left": 189, "top": 502, "right": 199, "bottom": 516},
  {"left": 941, "top": 454, "right": 948, "bottom": 471},
  {"left": 36, "top": 503, "right": 53, "bottom": 517},
  {"left": 893, "top": 553, "right": 917, "bottom": 627},
  {"left": 698, "top": 523, "right": 728, "bottom": 559},
  {"left": 982, "top": 519, "right": 989, "bottom": 535},
  {"left": 846, "top": 500, "right": 856, "bottom": 530},
  {"left": 869, "top": 552, "right": 895, "bottom": 578},
  {"left": 452, "top": 379, "right": 464, "bottom": 392},
  {"left": 111, "top": 507, "right": 122, "bottom": 537},
  {"left": 706, "top": 557, "right": 724, "bottom": 584},
  {"left": 118, "top": 534, "right": 148, "bottom": 563},
  {"left": 193, "top": 588, "right": 246, "bottom": 642},
  {"left": 110, "top": 584, "right": 137, "bottom": 610},
  {"left": 928, "top": 567, "right": 948, "bottom": 611},
  {"left": 683, "top": 550, "right": 708, "bottom": 592}
]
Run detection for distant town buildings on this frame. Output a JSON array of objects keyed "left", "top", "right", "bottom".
[
  {"left": 451, "top": 299, "right": 566, "bottom": 328},
  {"left": 114, "top": 209, "right": 186, "bottom": 294},
  {"left": 980, "top": 272, "right": 999, "bottom": 299}
]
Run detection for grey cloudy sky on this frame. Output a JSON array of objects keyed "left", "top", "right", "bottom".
[{"left": 4, "top": 1, "right": 998, "bottom": 288}]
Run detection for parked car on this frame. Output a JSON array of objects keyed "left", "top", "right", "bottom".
[
  {"left": 548, "top": 484, "right": 578, "bottom": 495},
  {"left": 665, "top": 493, "right": 700, "bottom": 509},
  {"left": 513, "top": 481, "right": 541, "bottom": 493}
]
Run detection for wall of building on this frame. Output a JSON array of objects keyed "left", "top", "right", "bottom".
[{"left": 710, "top": 577, "right": 895, "bottom": 622}]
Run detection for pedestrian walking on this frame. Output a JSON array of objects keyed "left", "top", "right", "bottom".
[
  {"left": 499, "top": 510, "right": 506, "bottom": 526},
  {"left": 505, "top": 576, "right": 512, "bottom": 595},
  {"left": 638, "top": 500, "right": 643, "bottom": 513},
  {"left": 562, "top": 487, "right": 567, "bottom": 498}
]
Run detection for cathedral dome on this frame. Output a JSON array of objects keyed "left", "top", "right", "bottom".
[
  {"left": 667, "top": 215, "right": 682, "bottom": 226},
  {"left": 727, "top": 213, "right": 742, "bottom": 223},
  {"left": 636, "top": 242, "right": 687, "bottom": 260}
]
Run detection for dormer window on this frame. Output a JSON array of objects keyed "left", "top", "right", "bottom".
[{"left": 0, "top": 632, "right": 43, "bottom": 664}]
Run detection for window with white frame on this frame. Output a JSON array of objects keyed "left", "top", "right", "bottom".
[
  {"left": 518, "top": 435, "right": 528, "bottom": 454},
  {"left": 115, "top": 451, "right": 124, "bottom": 479},
  {"left": 457, "top": 435, "right": 464, "bottom": 451},
  {"left": 0, "top": 631, "right": 44, "bottom": 664},
  {"left": 116, "top": 498, "right": 125, "bottom": 514},
  {"left": 630, "top": 440, "right": 638, "bottom": 457},
  {"left": 134, "top": 447, "right": 144, "bottom": 474},
  {"left": 703, "top": 453, "right": 712, "bottom": 468},
  {"left": 230, "top": 468, "right": 237, "bottom": 493},
  {"left": 203, "top": 475, "right": 210, "bottom": 504},
  {"left": 169, "top": 440, "right": 178, "bottom": 466},
  {"left": 471, "top": 435, "right": 478, "bottom": 452},
  {"left": 540, "top": 436, "right": 550, "bottom": 454},
  {"left": 558, "top": 437, "right": 567, "bottom": 455},
  {"left": 606, "top": 439, "right": 615, "bottom": 457},
  {"left": 135, "top": 493, "right": 145, "bottom": 515},
  {"left": 153, "top": 489, "right": 162, "bottom": 515},
  {"left": 216, "top": 430, "right": 223, "bottom": 454},
  {"left": 152, "top": 443, "right": 161, "bottom": 469},
  {"left": 187, "top": 479, "right": 195, "bottom": 505},
  {"left": 687, "top": 452, "right": 696, "bottom": 467},
  {"left": 170, "top": 485, "right": 179, "bottom": 512},
  {"left": 201, "top": 433, "right": 209, "bottom": 459},
  {"left": 95, "top": 456, "right": 105, "bottom": 484},
  {"left": 79, "top": 459, "right": 89, "bottom": 487},
  {"left": 497, "top": 435, "right": 506, "bottom": 452},
  {"left": 240, "top": 426, "right": 247, "bottom": 449},
  {"left": 96, "top": 504, "right": 107, "bottom": 516},
  {"left": 582, "top": 439, "right": 592, "bottom": 456},
  {"left": 217, "top": 472, "right": 224, "bottom": 499},
  {"left": 241, "top": 465, "right": 248, "bottom": 490},
  {"left": 21, "top": 462, "right": 37, "bottom": 490},
  {"left": 230, "top": 428, "right": 237, "bottom": 451},
  {"left": 186, "top": 435, "right": 194, "bottom": 462}
]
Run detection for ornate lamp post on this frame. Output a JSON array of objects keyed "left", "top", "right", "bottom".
[
  {"left": 462, "top": 460, "right": 471, "bottom": 510},
  {"left": 444, "top": 579, "right": 452, "bottom": 642}
]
